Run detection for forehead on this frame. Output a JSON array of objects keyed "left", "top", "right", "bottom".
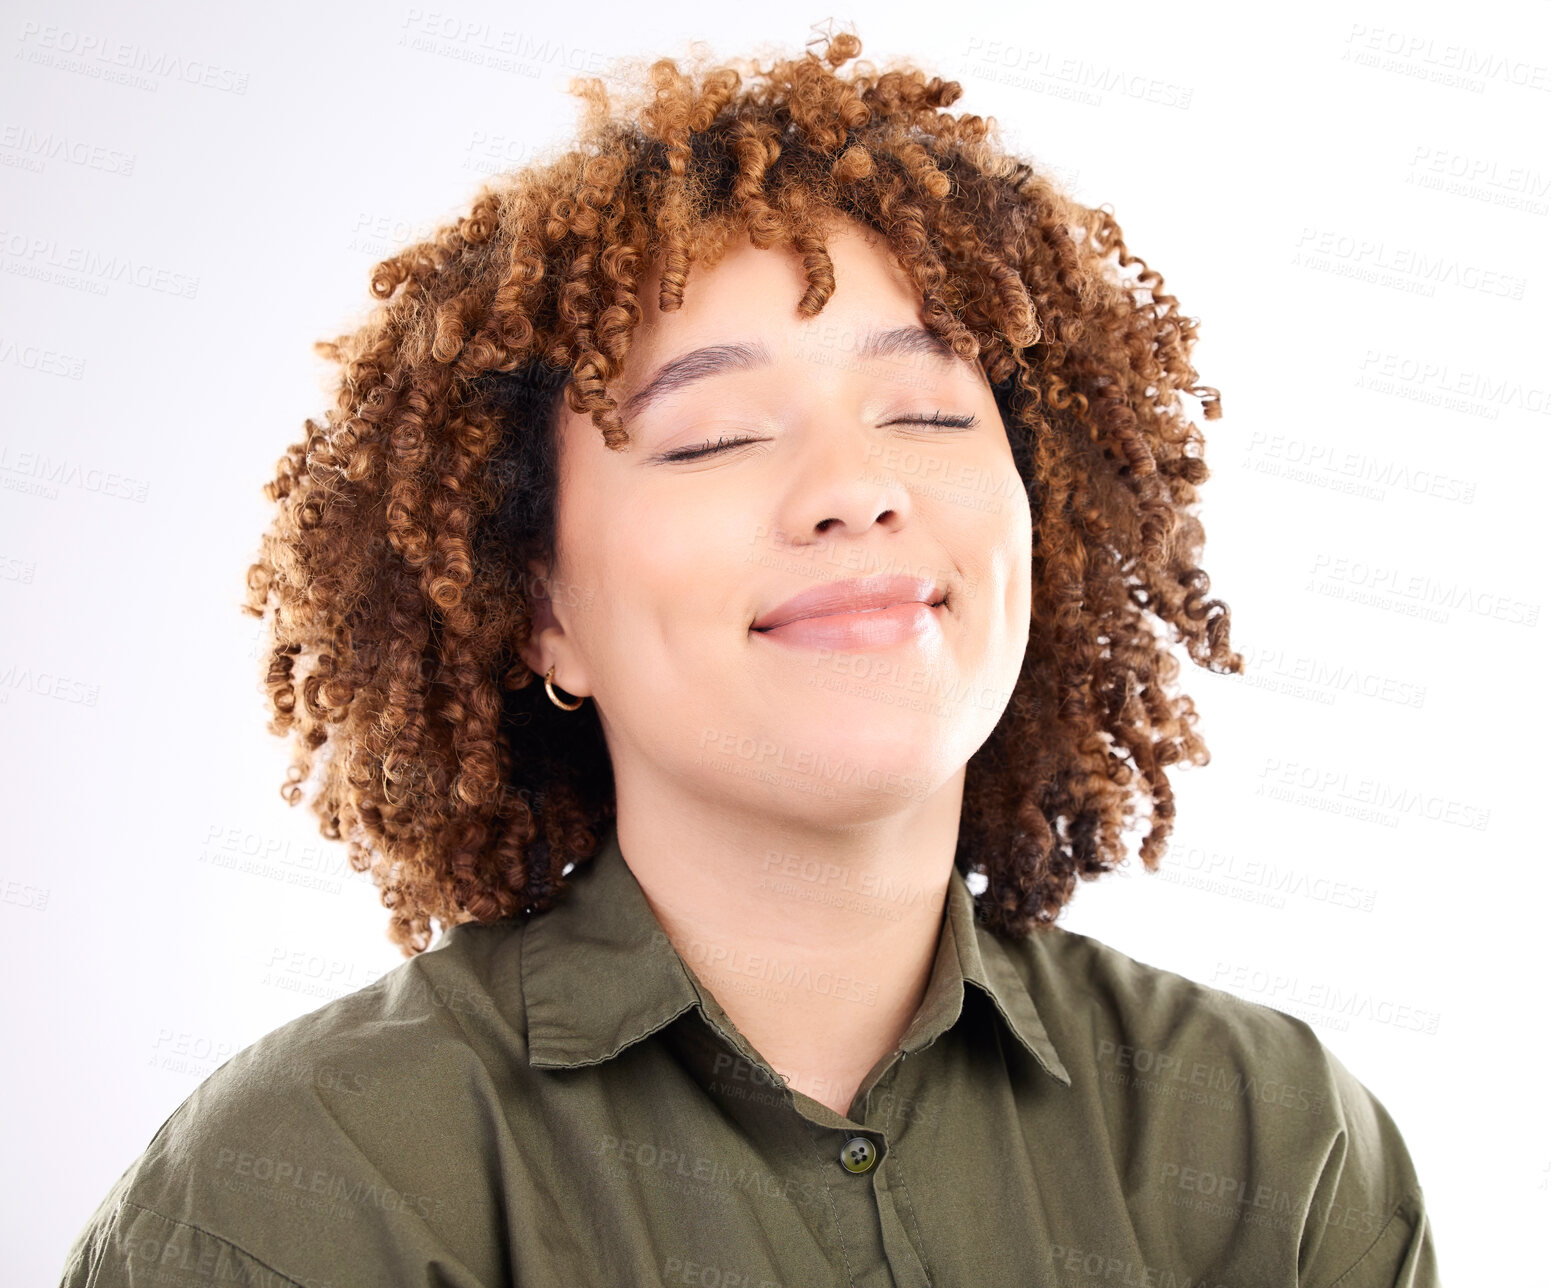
[
  {"left": 629, "top": 216, "right": 924, "bottom": 363},
  {"left": 549, "top": 215, "right": 969, "bottom": 450}
]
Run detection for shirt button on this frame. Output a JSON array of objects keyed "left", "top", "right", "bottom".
[{"left": 840, "top": 1137, "right": 877, "bottom": 1174}]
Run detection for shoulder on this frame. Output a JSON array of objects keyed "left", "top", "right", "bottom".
[
  {"left": 1007, "top": 924, "right": 1438, "bottom": 1286},
  {"left": 60, "top": 920, "right": 530, "bottom": 1287},
  {"left": 1010, "top": 921, "right": 1341, "bottom": 1090}
]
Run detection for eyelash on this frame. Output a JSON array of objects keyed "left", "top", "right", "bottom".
[{"left": 660, "top": 411, "right": 980, "bottom": 462}]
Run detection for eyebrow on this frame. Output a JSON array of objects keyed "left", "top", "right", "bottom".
[{"left": 617, "top": 324, "right": 965, "bottom": 427}]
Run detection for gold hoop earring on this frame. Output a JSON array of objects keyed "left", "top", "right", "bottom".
[{"left": 545, "top": 665, "right": 584, "bottom": 711}]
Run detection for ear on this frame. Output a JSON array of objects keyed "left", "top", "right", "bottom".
[{"left": 517, "top": 558, "right": 560, "bottom": 678}]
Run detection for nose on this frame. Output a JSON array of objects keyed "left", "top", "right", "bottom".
[{"left": 785, "top": 419, "right": 916, "bottom": 541}]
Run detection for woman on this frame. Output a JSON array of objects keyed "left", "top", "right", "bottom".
[{"left": 59, "top": 29, "right": 1437, "bottom": 1287}]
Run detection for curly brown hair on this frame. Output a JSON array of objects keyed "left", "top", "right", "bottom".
[{"left": 242, "top": 28, "right": 1243, "bottom": 958}]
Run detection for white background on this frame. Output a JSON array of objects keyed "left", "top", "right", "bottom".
[{"left": 5, "top": 2, "right": 1548, "bottom": 1283}]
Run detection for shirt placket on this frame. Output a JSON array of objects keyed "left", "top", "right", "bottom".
[
  {"left": 788, "top": 1054, "right": 934, "bottom": 1288},
  {"left": 805, "top": 1120, "right": 926, "bottom": 1288},
  {"left": 685, "top": 995, "right": 934, "bottom": 1288}
]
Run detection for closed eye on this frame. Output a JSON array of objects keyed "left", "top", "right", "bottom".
[
  {"left": 656, "top": 412, "right": 980, "bottom": 463},
  {"left": 897, "top": 411, "right": 978, "bottom": 430},
  {"left": 657, "top": 433, "right": 764, "bottom": 463}
]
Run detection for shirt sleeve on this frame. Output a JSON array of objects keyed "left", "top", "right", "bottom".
[
  {"left": 59, "top": 1195, "right": 306, "bottom": 1288},
  {"left": 1297, "top": 1047, "right": 1442, "bottom": 1288},
  {"left": 54, "top": 969, "right": 511, "bottom": 1288},
  {"left": 1311, "top": 1187, "right": 1438, "bottom": 1288}
]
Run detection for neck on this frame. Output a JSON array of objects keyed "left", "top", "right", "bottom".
[{"left": 612, "top": 772, "right": 964, "bottom": 1119}]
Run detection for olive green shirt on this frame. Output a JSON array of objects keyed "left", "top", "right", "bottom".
[{"left": 60, "top": 827, "right": 1439, "bottom": 1286}]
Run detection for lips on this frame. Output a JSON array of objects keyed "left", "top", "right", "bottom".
[{"left": 751, "top": 574, "right": 948, "bottom": 632}]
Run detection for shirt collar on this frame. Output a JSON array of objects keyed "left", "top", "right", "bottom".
[{"left": 521, "top": 826, "right": 1070, "bottom": 1088}]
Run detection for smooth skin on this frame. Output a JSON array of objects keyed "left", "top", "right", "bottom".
[{"left": 519, "top": 215, "right": 1034, "bottom": 1117}]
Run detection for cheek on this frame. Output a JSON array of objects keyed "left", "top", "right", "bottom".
[
  {"left": 1001, "top": 492, "right": 1034, "bottom": 619},
  {"left": 951, "top": 446, "right": 1030, "bottom": 566},
  {"left": 590, "top": 485, "right": 756, "bottom": 640},
  {"left": 962, "top": 463, "right": 1032, "bottom": 646},
  {"left": 646, "top": 487, "right": 754, "bottom": 588}
]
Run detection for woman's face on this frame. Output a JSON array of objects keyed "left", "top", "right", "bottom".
[{"left": 525, "top": 216, "right": 1033, "bottom": 826}]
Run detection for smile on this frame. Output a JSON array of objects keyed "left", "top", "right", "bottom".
[{"left": 751, "top": 599, "right": 947, "bottom": 651}]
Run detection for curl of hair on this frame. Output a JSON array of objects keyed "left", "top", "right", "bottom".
[{"left": 243, "top": 27, "right": 1243, "bottom": 956}]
